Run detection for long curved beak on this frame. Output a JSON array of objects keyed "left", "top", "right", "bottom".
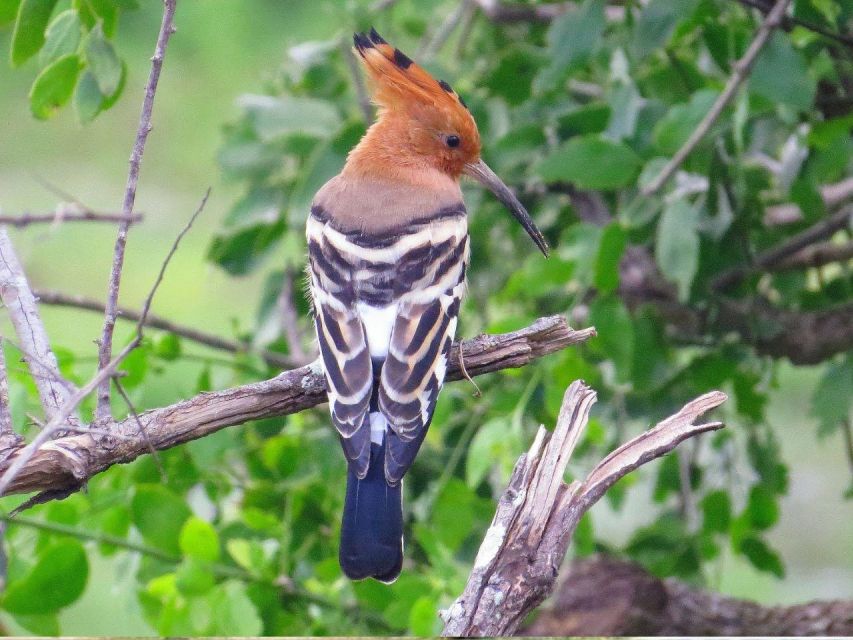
[{"left": 463, "top": 159, "right": 549, "bottom": 257}]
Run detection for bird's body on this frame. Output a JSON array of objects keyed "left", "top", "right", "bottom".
[{"left": 306, "top": 30, "right": 546, "bottom": 582}]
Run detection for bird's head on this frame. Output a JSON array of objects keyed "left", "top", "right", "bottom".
[{"left": 350, "top": 29, "right": 548, "bottom": 256}]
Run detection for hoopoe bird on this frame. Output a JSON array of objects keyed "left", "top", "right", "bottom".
[{"left": 306, "top": 28, "right": 548, "bottom": 583}]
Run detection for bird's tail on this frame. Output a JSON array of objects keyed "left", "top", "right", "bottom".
[{"left": 339, "top": 438, "right": 403, "bottom": 583}]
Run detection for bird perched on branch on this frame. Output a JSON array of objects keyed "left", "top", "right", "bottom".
[{"left": 306, "top": 28, "right": 548, "bottom": 583}]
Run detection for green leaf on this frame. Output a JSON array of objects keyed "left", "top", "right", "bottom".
[
  {"left": 207, "top": 220, "right": 285, "bottom": 276},
  {"left": 536, "top": 135, "right": 641, "bottom": 189},
  {"left": 653, "top": 90, "right": 719, "bottom": 155},
  {"left": 739, "top": 535, "right": 785, "bottom": 578},
  {"left": 0, "top": 0, "right": 22, "bottom": 26},
  {"left": 557, "top": 102, "right": 611, "bottom": 137},
  {"left": 700, "top": 490, "right": 731, "bottom": 534},
  {"left": 631, "top": 0, "right": 700, "bottom": 60},
  {"left": 431, "top": 478, "right": 478, "bottom": 549},
  {"left": 74, "top": 69, "right": 103, "bottom": 123},
  {"left": 10, "top": 0, "right": 59, "bottom": 66},
  {"left": 84, "top": 24, "right": 122, "bottom": 96},
  {"left": 2, "top": 540, "right": 88, "bottom": 614},
  {"left": 594, "top": 222, "right": 626, "bottom": 294},
  {"left": 408, "top": 596, "right": 438, "bottom": 635},
  {"left": 11, "top": 613, "right": 60, "bottom": 635},
  {"left": 132, "top": 484, "right": 191, "bottom": 555},
  {"left": 238, "top": 94, "right": 341, "bottom": 141},
  {"left": 589, "top": 296, "right": 634, "bottom": 379},
  {"left": 655, "top": 197, "right": 700, "bottom": 301},
  {"left": 750, "top": 33, "right": 816, "bottom": 110},
  {"left": 28, "top": 53, "right": 81, "bottom": 120},
  {"left": 175, "top": 558, "right": 216, "bottom": 596},
  {"left": 466, "top": 417, "right": 514, "bottom": 488},
  {"left": 535, "top": 0, "right": 605, "bottom": 91},
  {"left": 39, "top": 9, "right": 81, "bottom": 65},
  {"left": 154, "top": 333, "right": 182, "bottom": 361},
  {"left": 746, "top": 485, "right": 779, "bottom": 531},
  {"left": 810, "top": 356, "right": 852, "bottom": 437},
  {"left": 209, "top": 582, "right": 263, "bottom": 635},
  {"left": 179, "top": 517, "right": 220, "bottom": 562}
]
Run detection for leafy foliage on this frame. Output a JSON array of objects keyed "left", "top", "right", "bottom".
[{"left": 1, "top": 0, "right": 852, "bottom": 635}]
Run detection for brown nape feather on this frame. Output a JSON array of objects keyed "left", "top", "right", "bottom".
[{"left": 348, "top": 29, "right": 481, "bottom": 179}]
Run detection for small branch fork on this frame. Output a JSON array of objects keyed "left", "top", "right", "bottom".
[
  {"left": 96, "top": 0, "right": 178, "bottom": 422},
  {"left": 641, "top": 0, "right": 792, "bottom": 196},
  {"left": 0, "top": 190, "right": 209, "bottom": 499},
  {"left": 0, "top": 316, "right": 595, "bottom": 498},
  {"left": 440, "top": 381, "right": 727, "bottom": 637}
]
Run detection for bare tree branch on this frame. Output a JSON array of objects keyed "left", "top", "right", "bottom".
[
  {"left": 764, "top": 177, "right": 853, "bottom": 226},
  {"left": 735, "top": 0, "right": 853, "bottom": 49},
  {"left": 527, "top": 554, "right": 853, "bottom": 636},
  {"left": 34, "top": 289, "right": 300, "bottom": 369},
  {"left": 440, "top": 383, "right": 726, "bottom": 637},
  {"left": 96, "top": 0, "right": 178, "bottom": 421},
  {"left": 770, "top": 240, "right": 853, "bottom": 272},
  {"left": 0, "top": 190, "right": 207, "bottom": 498},
  {"left": 641, "top": 0, "right": 792, "bottom": 196},
  {"left": 0, "top": 212, "right": 143, "bottom": 228},
  {"left": 713, "top": 205, "right": 852, "bottom": 290},
  {"left": 419, "top": 0, "right": 475, "bottom": 60},
  {"left": 0, "top": 339, "right": 13, "bottom": 438},
  {"left": 0, "top": 316, "right": 595, "bottom": 498},
  {"left": 0, "top": 230, "right": 76, "bottom": 425}
]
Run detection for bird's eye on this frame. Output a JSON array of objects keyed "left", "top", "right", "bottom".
[{"left": 446, "top": 135, "right": 461, "bottom": 148}]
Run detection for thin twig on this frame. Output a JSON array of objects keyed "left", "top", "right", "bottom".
[
  {"left": 764, "top": 177, "right": 853, "bottom": 226},
  {"left": 472, "top": 0, "right": 625, "bottom": 23},
  {"left": 641, "top": 0, "right": 792, "bottom": 196},
  {"left": 0, "top": 190, "right": 207, "bottom": 497},
  {"left": 113, "top": 378, "right": 165, "bottom": 479},
  {"left": 0, "top": 212, "right": 143, "bottom": 227},
  {"left": 0, "top": 230, "right": 77, "bottom": 425},
  {"left": 770, "top": 240, "right": 853, "bottom": 271},
  {"left": 342, "top": 38, "right": 374, "bottom": 123},
  {"left": 34, "top": 289, "right": 300, "bottom": 369},
  {"left": 713, "top": 205, "right": 852, "bottom": 289},
  {"left": 96, "top": 0, "right": 178, "bottom": 421},
  {"left": 841, "top": 418, "right": 853, "bottom": 486},
  {"left": 278, "top": 268, "right": 310, "bottom": 364}
]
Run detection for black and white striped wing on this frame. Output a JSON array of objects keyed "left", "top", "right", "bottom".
[
  {"left": 308, "top": 248, "right": 373, "bottom": 479},
  {"left": 379, "top": 243, "right": 468, "bottom": 484}
]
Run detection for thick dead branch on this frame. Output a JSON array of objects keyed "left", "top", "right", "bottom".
[
  {"left": 527, "top": 555, "right": 853, "bottom": 636},
  {"left": 34, "top": 289, "right": 299, "bottom": 369},
  {"left": 0, "top": 230, "right": 76, "bottom": 424},
  {"left": 641, "top": 0, "right": 792, "bottom": 196},
  {"left": 96, "top": 0, "right": 178, "bottom": 421},
  {"left": 0, "top": 212, "right": 142, "bottom": 227},
  {"left": 0, "top": 317, "right": 594, "bottom": 498},
  {"left": 0, "top": 342, "right": 12, "bottom": 437},
  {"left": 713, "top": 205, "right": 852, "bottom": 290},
  {"left": 440, "top": 383, "right": 726, "bottom": 637}
]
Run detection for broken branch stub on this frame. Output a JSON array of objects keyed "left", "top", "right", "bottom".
[{"left": 441, "top": 382, "right": 727, "bottom": 637}]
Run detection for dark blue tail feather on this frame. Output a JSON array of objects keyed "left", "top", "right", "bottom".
[{"left": 339, "top": 439, "right": 403, "bottom": 583}]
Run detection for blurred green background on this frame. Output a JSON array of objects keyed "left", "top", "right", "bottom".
[{"left": 0, "top": 0, "right": 851, "bottom": 635}]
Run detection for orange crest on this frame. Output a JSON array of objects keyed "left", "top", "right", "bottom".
[{"left": 352, "top": 29, "right": 481, "bottom": 176}]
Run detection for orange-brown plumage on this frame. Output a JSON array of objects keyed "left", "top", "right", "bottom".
[{"left": 347, "top": 29, "right": 480, "bottom": 179}]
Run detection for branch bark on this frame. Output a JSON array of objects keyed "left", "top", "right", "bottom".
[
  {"left": 440, "top": 382, "right": 726, "bottom": 636},
  {"left": 0, "top": 212, "right": 142, "bottom": 227},
  {"left": 0, "top": 316, "right": 595, "bottom": 498},
  {"left": 712, "top": 205, "right": 852, "bottom": 290},
  {"left": 0, "top": 230, "right": 76, "bottom": 425},
  {"left": 96, "top": 0, "right": 178, "bottom": 421},
  {"left": 34, "top": 289, "right": 300, "bottom": 369},
  {"left": 526, "top": 555, "right": 853, "bottom": 636},
  {"left": 641, "top": 0, "right": 792, "bottom": 196}
]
